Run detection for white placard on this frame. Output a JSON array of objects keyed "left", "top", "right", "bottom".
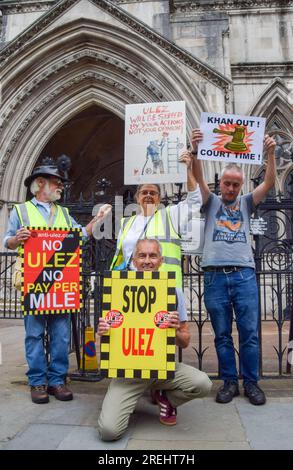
[
  {"left": 198, "top": 112, "right": 266, "bottom": 165},
  {"left": 124, "top": 101, "right": 187, "bottom": 185},
  {"left": 250, "top": 217, "right": 268, "bottom": 235}
]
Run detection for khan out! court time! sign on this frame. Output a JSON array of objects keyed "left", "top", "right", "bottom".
[
  {"left": 100, "top": 271, "right": 177, "bottom": 380},
  {"left": 21, "top": 228, "right": 82, "bottom": 315},
  {"left": 198, "top": 112, "right": 266, "bottom": 165}
]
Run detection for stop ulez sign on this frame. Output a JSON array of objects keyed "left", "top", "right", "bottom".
[
  {"left": 21, "top": 228, "right": 82, "bottom": 315},
  {"left": 100, "top": 270, "right": 177, "bottom": 380}
]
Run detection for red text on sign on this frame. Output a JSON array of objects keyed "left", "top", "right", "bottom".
[{"left": 122, "top": 328, "right": 154, "bottom": 357}]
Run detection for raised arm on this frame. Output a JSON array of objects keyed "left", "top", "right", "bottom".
[
  {"left": 191, "top": 129, "right": 211, "bottom": 205},
  {"left": 252, "top": 134, "right": 276, "bottom": 206},
  {"left": 179, "top": 150, "right": 197, "bottom": 191}
]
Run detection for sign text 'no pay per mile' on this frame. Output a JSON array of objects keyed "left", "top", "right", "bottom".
[{"left": 100, "top": 271, "right": 177, "bottom": 380}]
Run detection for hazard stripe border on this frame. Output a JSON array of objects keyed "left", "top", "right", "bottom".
[
  {"left": 21, "top": 227, "right": 82, "bottom": 316},
  {"left": 100, "top": 270, "right": 177, "bottom": 380}
]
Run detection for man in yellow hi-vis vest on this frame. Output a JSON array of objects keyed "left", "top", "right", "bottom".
[
  {"left": 4, "top": 160, "right": 110, "bottom": 405},
  {"left": 110, "top": 150, "right": 203, "bottom": 288}
]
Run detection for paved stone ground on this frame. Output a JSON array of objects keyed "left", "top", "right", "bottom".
[{"left": 1, "top": 319, "right": 293, "bottom": 451}]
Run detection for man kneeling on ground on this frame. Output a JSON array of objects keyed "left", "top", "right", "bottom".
[{"left": 97, "top": 238, "right": 212, "bottom": 441}]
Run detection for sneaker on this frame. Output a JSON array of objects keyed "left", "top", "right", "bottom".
[
  {"left": 216, "top": 381, "right": 240, "bottom": 404},
  {"left": 244, "top": 382, "right": 266, "bottom": 406},
  {"left": 30, "top": 385, "right": 49, "bottom": 404},
  {"left": 47, "top": 384, "right": 73, "bottom": 401},
  {"left": 155, "top": 390, "right": 177, "bottom": 426}
]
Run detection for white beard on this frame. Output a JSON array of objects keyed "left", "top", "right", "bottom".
[{"left": 43, "top": 181, "right": 62, "bottom": 202}]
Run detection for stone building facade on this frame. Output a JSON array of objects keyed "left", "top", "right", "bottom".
[{"left": 0, "top": 0, "right": 292, "bottom": 240}]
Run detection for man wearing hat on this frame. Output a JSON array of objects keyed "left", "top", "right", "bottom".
[{"left": 4, "top": 159, "right": 110, "bottom": 404}]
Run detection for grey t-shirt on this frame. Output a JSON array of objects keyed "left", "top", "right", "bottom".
[{"left": 201, "top": 193, "right": 255, "bottom": 268}]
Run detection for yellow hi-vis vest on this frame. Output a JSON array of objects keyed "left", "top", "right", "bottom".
[
  {"left": 15, "top": 201, "right": 72, "bottom": 253},
  {"left": 110, "top": 207, "right": 182, "bottom": 288}
]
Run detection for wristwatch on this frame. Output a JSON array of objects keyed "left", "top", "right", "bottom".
[{"left": 191, "top": 150, "right": 197, "bottom": 156}]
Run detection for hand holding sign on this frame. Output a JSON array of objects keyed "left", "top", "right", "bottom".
[
  {"left": 191, "top": 129, "right": 203, "bottom": 154},
  {"left": 97, "top": 317, "right": 110, "bottom": 336},
  {"left": 167, "top": 311, "right": 180, "bottom": 330},
  {"left": 264, "top": 134, "right": 277, "bottom": 157},
  {"left": 178, "top": 151, "right": 193, "bottom": 169},
  {"left": 15, "top": 227, "right": 31, "bottom": 244}
]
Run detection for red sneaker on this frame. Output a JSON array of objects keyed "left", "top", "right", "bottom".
[{"left": 155, "top": 390, "right": 177, "bottom": 426}]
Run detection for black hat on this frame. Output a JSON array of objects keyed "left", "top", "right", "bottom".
[{"left": 24, "top": 158, "right": 68, "bottom": 188}]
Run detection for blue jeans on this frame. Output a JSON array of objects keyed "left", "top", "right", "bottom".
[
  {"left": 204, "top": 267, "right": 259, "bottom": 384},
  {"left": 24, "top": 314, "right": 71, "bottom": 386}
]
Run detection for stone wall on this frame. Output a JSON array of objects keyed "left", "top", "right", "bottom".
[
  {"left": 1, "top": 1, "right": 292, "bottom": 113},
  {"left": 0, "top": 0, "right": 292, "bottom": 218}
]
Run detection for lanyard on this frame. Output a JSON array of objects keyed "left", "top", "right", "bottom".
[{"left": 126, "top": 211, "right": 157, "bottom": 269}]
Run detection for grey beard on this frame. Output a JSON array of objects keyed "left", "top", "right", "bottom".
[
  {"left": 50, "top": 191, "right": 62, "bottom": 202},
  {"left": 43, "top": 183, "right": 62, "bottom": 202}
]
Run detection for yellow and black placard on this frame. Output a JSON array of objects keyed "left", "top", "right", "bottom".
[
  {"left": 21, "top": 228, "right": 82, "bottom": 315},
  {"left": 100, "top": 270, "right": 177, "bottom": 380}
]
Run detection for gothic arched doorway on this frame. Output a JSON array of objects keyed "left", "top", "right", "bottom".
[{"left": 38, "top": 105, "right": 124, "bottom": 202}]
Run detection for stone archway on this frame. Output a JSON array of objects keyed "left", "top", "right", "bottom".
[
  {"left": 0, "top": 19, "right": 212, "bottom": 203},
  {"left": 0, "top": 4, "right": 229, "bottom": 239},
  {"left": 39, "top": 104, "right": 124, "bottom": 200},
  {"left": 248, "top": 78, "right": 293, "bottom": 194}
]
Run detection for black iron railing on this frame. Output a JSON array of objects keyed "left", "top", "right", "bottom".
[
  {"left": 1, "top": 191, "right": 292, "bottom": 377},
  {"left": 2, "top": 241, "right": 292, "bottom": 378}
]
